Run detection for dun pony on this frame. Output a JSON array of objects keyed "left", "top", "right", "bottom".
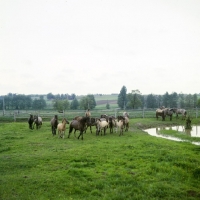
[{"left": 57, "top": 118, "right": 69, "bottom": 139}]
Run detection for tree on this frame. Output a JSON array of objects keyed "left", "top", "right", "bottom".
[
  {"left": 185, "top": 94, "right": 194, "bottom": 108},
  {"left": 70, "top": 98, "right": 79, "bottom": 109},
  {"left": 32, "top": 97, "right": 46, "bottom": 110},
  {"left": 126, "top": 93, "right": 142, "bottom": 109},
  {"left": 53, "top": 99, "right": 69, "bottom": 111},
  {"left": 193, "top": 94, "right": 198, "bottom": 108},
  {"left": 79, "top": 95, "right": 96, "bottom": 110},
  {"left": 146, "top": 94, "right": 157, "bottom": 108},
  {"left": 117, "top": 86, "right": 127, "bottom": 109},
  {"left": 106, "top": 101, "right": 110, "bottom": 109},
  {"left": 162, "top": 92, "right": 170, "bottom": 107},
  {"left": 169, "top": 92, "right": 178, "bottom": 108},
  {"left": 47, "top": 93, "right": 55, "bottom": 100},
  {"left": 197, "top": 98, "right": 200, "bottom": 108}
]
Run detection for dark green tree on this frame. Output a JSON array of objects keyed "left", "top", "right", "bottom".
[
  {"left": 146, "top": 94, "right": 157, "bottom": 108},
  {"left": 106, "top": 101, "right": 110, "bottom": 109},
  {"left": 193, "top": 94, "right": 198, "bottom": 108},
  {"left": 32, "top": 96, "right": 46, "bottom": 110},
  {"left": 185, "top": 94, "right": 194, "bottom": 108},
  {"left": 162, "top": 92, "right": 170, "bottom": 107},
  {"left": 126, "top": 93, "right": 142, "bottom": 109},
  {"left": 70, "top": 98, "right": 79, "bottom": 109},
  {"left": 47, "top": 93, "right": 55, "bottom": 100},
  {"left": 117, "top": 86, "right": 127, "bottom": 109},
  {"left": 79, "top": 95, "right": 96, "bottom": 110},
  {"left": 169, "top": 92, "right": 178, "bottom": 108}
]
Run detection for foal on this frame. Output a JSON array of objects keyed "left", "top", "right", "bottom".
[{"left": 57, "top": 118, "right": 69, "bottom": 139}]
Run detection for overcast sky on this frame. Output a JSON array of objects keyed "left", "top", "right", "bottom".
[{"left": 1, "top": 0, "right": 200, "bottom": 96}]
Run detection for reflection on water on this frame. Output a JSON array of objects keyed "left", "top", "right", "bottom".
[{"left": 144, "top": 125, "right": 200, "bottom": 146}]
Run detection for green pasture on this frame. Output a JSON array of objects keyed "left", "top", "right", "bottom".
[{"left": 0, "top": 118, "right": 200, "bottom": 200}]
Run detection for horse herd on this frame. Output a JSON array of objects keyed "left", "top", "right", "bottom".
[
  {"left": 156, "top": 107, "right": 187, "bottom": 121},
  {"left": 27, "top": 108, "right": 187, "bottom": 140},
  {"left": 28, "top": 111, "right": 130, "bottom": 140}
]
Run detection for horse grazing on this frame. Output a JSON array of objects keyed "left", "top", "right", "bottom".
[
  {"left": 50, "top": 115, "right": 59, "bottom": 136},
  {"left": 33, "top": 115, "right": 43, "bottom": 129},
  {"left": 113, "top": 119, "right": 124, "bottom": 136},
  {"left": 28, "top": 114, "right": 34, "bottom": 129},
  {"left": 68, "top": 117, "right": 90, "bottom": 140},
  {"left": 96, "top": 119, "right": 109, "bottom": 136},
  {"left": 172, "top": 108, "right": 187, "bottom": 120},
  {"left": 57, "top": 118, "right": 69, "bottom": 139}
]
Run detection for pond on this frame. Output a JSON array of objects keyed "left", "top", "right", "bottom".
[{"left": 144, "top": 125, "right": 200, "bottom": 146}]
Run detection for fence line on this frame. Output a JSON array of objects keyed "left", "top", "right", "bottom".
[{"left": 0, "top": 108, "right": 200, "bottom": 122}]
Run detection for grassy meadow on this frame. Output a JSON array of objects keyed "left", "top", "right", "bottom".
[{"left": 0, "top": 118, "right": 200, "bottom": 200}]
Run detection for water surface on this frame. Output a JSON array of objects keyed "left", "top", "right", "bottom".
[{"left": 144, "top": 125, "right": 200, "bottom": 146}]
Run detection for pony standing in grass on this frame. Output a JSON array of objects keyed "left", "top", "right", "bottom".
[
  {"left": 50, "top": 115, "right": 59, "bottom": 136},
  {"left": 68, "top": 117, "right": 90, "bottom": 140},
  {"left": 28, "top": 114, "right": 34, "bottom": 129},
  {"left": 113, "top": 119, "right": 124, "bottom": 136},
  {"left": 57, "top": 118, "right": 69, "bottom": 139},
  {"left": 33, "top": 115, "right": 43, "bottom": 129}
]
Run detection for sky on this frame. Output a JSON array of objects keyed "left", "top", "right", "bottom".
[{"left": 0, "top": 0, "right": 200, "bottom": 96}]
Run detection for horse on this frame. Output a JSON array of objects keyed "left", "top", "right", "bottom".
[
  {"left": 68, "top": 117, "right": 90, "bottom": 140},
  {"left": 28, "top": 114, "right": 34, "bottom": 129},
  {"left": 85, "top": 109, "right": 91, "bottom": 117},
  {"left": 172, "top": 108, "right": 187, "bottom": 120},
  {"left": 57, "top": 118, "right": 69, "bottom": 139},
  {"left": 84, "top": 117, "right": 97, "bottom": 133},
  {"left": 156, "top": 109, "right": 165, "bottom": 121},
  {"left": 33, "top": 115, "right": 43, "bottom": 129},
  {"left": 96, "top": 118, "right": 109, "bottom": 136},
  {"left": 156, "top": 108, "right": 173, "bottom": 121},
  {"left": 123, "top": 112, "right": 129, "bottom": 118},
  {"left": 73, "top": 116, "right": 82, "bottom": 121},
  {"left": 50, "top": 115, "right": 59, "bottom": 136},
  {"left": 113, "top": 119, "right": 124, "bottom": 136},
  {"left": 117, "top": 115, "right": 129, "bottom": 131},
  {"left": 100, "top": 115, "right": 115, "bottom": 133},
  {"left": 108, "top": 116, "right": 116, "bottom": 133},
  {"left": 163, "top": 108, "right": 174, "bottom": 121}
]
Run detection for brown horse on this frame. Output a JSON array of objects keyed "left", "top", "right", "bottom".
[
  {"left": 68, "top": 117, "right": 90, "bottom": 140},
  {"left": 28, "top": 114, "right": 34, "bottom": 130},
  {"left": 50, "top": 115, "right": 59, "bottom": 136}
]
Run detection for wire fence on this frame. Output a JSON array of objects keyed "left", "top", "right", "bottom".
[{"left": 0, "top": 108, "right": 200, "bottom": 123}]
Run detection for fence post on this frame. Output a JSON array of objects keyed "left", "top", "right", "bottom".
[
  {"left": 196, "top": 107, "right": 198, "bottom": 118},
  {"left": 14, "top": 113, "right": 16, "bottom": 122},
  {"left": 143, "top": 108, "right": 145, "bottom": 118}
]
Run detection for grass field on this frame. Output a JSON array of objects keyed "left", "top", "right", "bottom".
[{"left": 0, "top": 118, "right": 200, "bottom": 200}]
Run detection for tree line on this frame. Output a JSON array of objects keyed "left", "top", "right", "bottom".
[
  {"left": 0, "top": 88, "right": 200, "bottom": 111},
  {"left": 0, "top": 93, "right": 96, "bottom": 111},
  {"left": 117, "top": 86, "right": 200, "bottom": 109}
]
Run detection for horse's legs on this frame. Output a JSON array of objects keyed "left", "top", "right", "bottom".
[
  {"left": 63, "top": 131, "right": 65, "bottom": 139},
  {"left": 78, "top": 131, "right": 83, "bottom": 140}
]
